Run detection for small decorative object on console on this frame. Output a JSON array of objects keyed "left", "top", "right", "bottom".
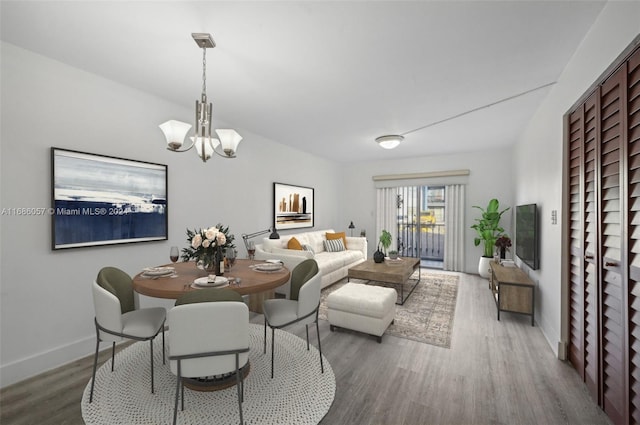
[{"left": 494, "top": 235, "right": 512, "bottom": 259}]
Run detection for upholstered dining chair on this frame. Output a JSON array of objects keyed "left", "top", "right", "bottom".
[
  {"left": 169, "top": 289, "right": 250, "bottom": 425},
  {"left": 262, "top": 258, "right": 324, "bottom": 379},
  {"left": 90, "top": 266, "right": 166, "bottom": 403}
]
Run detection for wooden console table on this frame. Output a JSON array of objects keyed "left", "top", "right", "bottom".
[{"left": 489, "top": 261, "right": 535, "bottom": 326}]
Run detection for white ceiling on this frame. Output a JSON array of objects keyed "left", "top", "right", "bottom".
[{"left": 0, "top": 1, "right": 606, "bottom": 163}]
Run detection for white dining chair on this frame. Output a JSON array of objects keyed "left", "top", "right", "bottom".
[
  {"left": 262, "top": 258, "right": 324, "bottom": 378},
  {"left": 89, "top": 267, "right": 166, "bottom": 403},
  {"left": 169, "top": 289, "right": 249, "bottom": 425}
]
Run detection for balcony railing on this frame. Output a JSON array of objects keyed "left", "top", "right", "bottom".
[{"left": 397, "top": 223, "right": 445, "bottom": 261}]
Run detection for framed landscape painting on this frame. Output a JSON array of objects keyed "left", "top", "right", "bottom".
[
  {"left": 51, "top": 148, "right": 168, "bottom": 249},
  {"left": 273, "top": 182, "right": 314, "bottom": 230}
]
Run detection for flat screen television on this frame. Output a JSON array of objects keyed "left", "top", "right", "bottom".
[{"left": 515, "top": 204, "right": 539, "bottom": 270}]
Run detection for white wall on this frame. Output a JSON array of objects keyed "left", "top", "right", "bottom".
[
  {"left": 0, "top": 42, "right": 342, "bottom": 387},
  {"left": 341, "top": 148, "right": 515, "bottom": 274},
  {"left": 513, "top": 2, "right": 640, "bottom": 356}
]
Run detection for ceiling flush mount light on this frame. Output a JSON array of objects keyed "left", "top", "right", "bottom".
[
  {"left": 159, "top": 33, "right": 242, "bottom": 162},
  {"left": 375, "top": 135, "right": 404, "bottom": 150}
]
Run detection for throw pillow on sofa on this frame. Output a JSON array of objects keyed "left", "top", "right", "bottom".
[
  {"left": 324, "top": 238, "right": 346, "bottom": 252},
  {"left": 287, "top": 237, "right": 303, "bottom": 250},
  {"left": 326, "top": 231, "right": 347, "bottom": 249}
]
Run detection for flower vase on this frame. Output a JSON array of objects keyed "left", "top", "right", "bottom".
[
  {"left": 373, "top": 246, "right": 385, "bottom": 263},
  {"left": 198, "top": 258, "right": 216, "bottom": 273}
]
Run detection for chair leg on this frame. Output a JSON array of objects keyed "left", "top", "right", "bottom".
[
  {"left": 111, "top": 342, "right": 116, "bottom": 372},
  {"left": 316, "top": 320, "right": 324, "bottom": 374},
  {"left": 181, "top": 378, "right": 185, "bottom": 411},
  {"left": 305, "top": 324, "right": 310, "bottom": 350},
  {"left": 263, "top": 316, "right": 267, "bottom": 354},
  {"left": 240, "top": 371, "right": 245, "bottom": 403},
  {"left": 89, "top": 336, "right": 100, "bottom": 403},
  {"left": 162, "top": 326, "right": 166, "bottom": 365},
  {"left": 271, "top": 327, "right": 275, "bottom": 379},
  {"left": 150, "top": 339, "right": 155, "bottom": 394},
  {"left": 173, "top": 363, "right": 181, "bottom": 425},
  {"left": 235, "top": 354, "right": 244, "bottom": 425}
]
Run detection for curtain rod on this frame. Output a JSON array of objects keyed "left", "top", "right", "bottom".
[{"left": 372, "top": 169, "right": 470, "bottom": 181}]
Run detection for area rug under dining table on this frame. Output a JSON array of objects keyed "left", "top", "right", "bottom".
[
  {"left": 319, "top": 271, "right": 459, "bottom": 348},
  {"left": 82, "top": 324, "right": 335, "bottom": 425}
]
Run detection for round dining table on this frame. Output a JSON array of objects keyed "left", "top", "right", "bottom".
[
  {"left": 133, "top": 259, "right": 289, "bottom": 392},
  {"left": 132, "top": 259, "right": 290, "bottom": 313}
]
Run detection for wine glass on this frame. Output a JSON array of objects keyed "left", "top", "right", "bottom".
[
  {"left": 170, "top": 246, "right": 179, "bottom": 263},
  {"left": 247, "top": 241, "right": 256, "bottom": 260},
  {"left": 226, "top": 247, "right": 236, "bottom": 269}
]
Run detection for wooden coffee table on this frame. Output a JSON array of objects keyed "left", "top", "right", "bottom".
[{"left": 347, "top": 258, "right": 421, "bottom": 305}]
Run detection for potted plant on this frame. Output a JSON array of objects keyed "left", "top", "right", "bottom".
[
  {"left": 471, "top": 198, "right": 509, "bottom": 277},
  {"left": 374, "top": 229, "right": 392, "bottom": 263},
  {"left": 388, "top": 250, "right": 399, "bottom": 260}
]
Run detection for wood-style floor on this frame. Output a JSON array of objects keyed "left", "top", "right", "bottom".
[{"left": 1, "top": 272, "right": 612, "bottom": 425}]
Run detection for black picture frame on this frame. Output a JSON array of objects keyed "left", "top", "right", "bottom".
[
  {"left": 273, "top": 182, "right": 314, "bottom": 230},
  {"left": 51, "top": 147, "right": 168, "bottom": 249}
]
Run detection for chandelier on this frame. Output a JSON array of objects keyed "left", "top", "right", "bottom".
[{"left": 159, "top": 33, "right": 242, "bottom": 162}]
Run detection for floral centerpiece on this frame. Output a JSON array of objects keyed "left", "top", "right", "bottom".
[
  {"left": 495, "top": 235, "right": 512, "bottom": 259},
  {"left": 181, "top": 224, "right": 235, "bottom": 273}
]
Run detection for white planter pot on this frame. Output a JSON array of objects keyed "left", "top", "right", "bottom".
[{"left": 478, "top": 256, "right": 492, "bottom": 278}]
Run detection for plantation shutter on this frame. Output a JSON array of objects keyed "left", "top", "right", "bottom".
[
  {"left": 599, "top": 66, "right": 626, "bottom": 425},
  {"left": 565, "top": 42, "right": 640, "bottom": 425},
  {"left": 626, "top": 47, "right": 640, "bottom": 424}
]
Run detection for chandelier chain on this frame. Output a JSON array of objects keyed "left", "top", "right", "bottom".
[{"left": 201, "top": 44, "right": 207, "bottom": 97}]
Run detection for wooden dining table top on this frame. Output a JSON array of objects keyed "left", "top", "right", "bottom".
[{"left": 132, "top": 259, "right": 290, "bottom": 299}]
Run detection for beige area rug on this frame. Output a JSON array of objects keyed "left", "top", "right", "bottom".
[{"left": 319, "top": 271, "right": 459, "bottom": 348}]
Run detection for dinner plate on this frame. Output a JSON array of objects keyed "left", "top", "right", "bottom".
[
  {"left": 193, "top": 276, "right": 229, "bottom": 287},
  {"left": 191, "top": 282, "right": 229, "bottom": 290},
  {"left": 253, "top": 263, "right": 283, "bottom": 272},
  {"left": 265, "top": 259, "right": 283, "bottom": 264},
  {"left": 142, "top": 267, "right": 175, "bottom": 276}
]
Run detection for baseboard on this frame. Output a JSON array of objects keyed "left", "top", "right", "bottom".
[
  {"left": 557, "top": 340, "right": 568, "bottom": 360},
  {"left": 0, "top": 335, "right": 95, "bottom": 388}
]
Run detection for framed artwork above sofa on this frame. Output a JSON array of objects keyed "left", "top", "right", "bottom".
[{"left": 273, "top": 182, "right": 314, "bottom": 230}]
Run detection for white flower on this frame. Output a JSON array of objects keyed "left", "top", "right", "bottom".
[
  {"left": 217, "top": 233, "right": 226, "bottom": 245},
  {"left": 202, "top": 239, "right": 211, "bottom": 248},
  {"left": 191, "top": 234, "right": 202, "bottom": 248},
  {"left": 205, "top": 227, "right": 218, "bottom": 240}
]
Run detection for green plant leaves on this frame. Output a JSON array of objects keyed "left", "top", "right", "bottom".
[{"left": 471, "top": 198, "right": 509, "bottom": 257}]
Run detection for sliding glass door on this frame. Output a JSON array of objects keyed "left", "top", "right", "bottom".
[{"left": 396, "top": 185, "right": 445, "bottom": 268}]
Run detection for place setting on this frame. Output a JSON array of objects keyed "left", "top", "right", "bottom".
[
  {"left": 140, "top": 266, "right": 177, "bottom": 279},
  {"left": 191, "top": 275, "right": 230, "bottom": 289},
  {"left": 249, "top": 259, "right": 285, "bottom": 273}
]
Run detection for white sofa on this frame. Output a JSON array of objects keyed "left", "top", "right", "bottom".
[{"left": 254, "top": 229, "right": 367, "bottom": 297}]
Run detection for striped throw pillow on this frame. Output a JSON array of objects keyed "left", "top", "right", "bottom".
[{"left": 323, "top": 238, "right": 345, "bottom": 252}]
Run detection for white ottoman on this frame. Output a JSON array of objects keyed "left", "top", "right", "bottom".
[{"left": 326, "top": 283, "right": 396, "bottom": 343}]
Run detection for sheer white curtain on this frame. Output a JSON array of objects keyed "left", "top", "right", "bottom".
[
  {"left": 444, "top": 184, "right": 465, "bottom": 271},
  {"left": 376, "top": 188, "right": 397, "bottom": 251}
]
